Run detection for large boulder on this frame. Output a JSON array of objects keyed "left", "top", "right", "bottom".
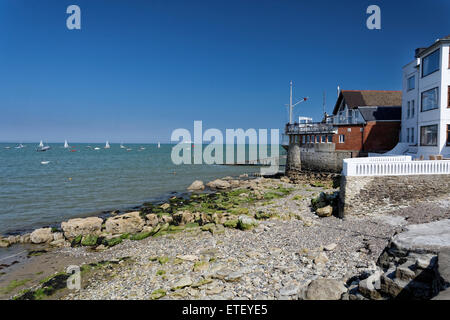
[
  {"left": 316, "top": 205, "right": 333, "bottom": 217},
  {"left": 173, "top": 211, "right": 194, "bottom": 225},
  {"left": 206, "top": 179, "right": 231, "bottom": 190},
  {"left": 105, "top": 211, "right": 145, "bottom": 234},
  {"left": 61, "top": 217, "right": 103, "bottom": 240},
  {"left": 237, "top": 215, "right": 258, "bottom": 230},
  {"left": 0, "top": 237, "right": 10, "bottom": 248},
  {"left": 30, "top": 228, "right": 53, "bottom": 244},
  {"left": 391, "top": 219, "right": 450, "bottom": 253},
  {"left": 304, "top": 279, "right": 347, "bottom": 300},
  {"left": 145, "top": 213, "right": 159, "bottom": 227},
  {"left": 187, "top": 180, "right": 205, "bottom": 191}
]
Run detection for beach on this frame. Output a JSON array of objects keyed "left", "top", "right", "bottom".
[{"left": 2, "top": 172, "right": 448, "bottom": 300}]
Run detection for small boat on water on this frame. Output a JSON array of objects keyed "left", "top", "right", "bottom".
[
  {"left": 105, "top": 141, "right": 111, "bottom": 149},
  {"left": 158, "top": 142, "right": 161, "bottom": 148},
  {"left": 41, "top": 161, "right": 50, "bottom": 165},
  {"left": 64, "top": 140, "right": 69, "bottom": 148},
  {"left": 37, "top": 140, "right": 51, "bottom": 152},
  {"left": 4, "top": 146, "right": 11, "bottom": 149},
  {"left": 120, "top": 142, "right": 126, "bottom": 149},
  {"left": 140, "top": 146, "right": 146, "bottom": 150},
  {"left": 15, "top": 144, "right": 24, "bottom": 149},
  {"left": 94, "top": 147, "right": 101, "bottom": 150},
  {"left": 126, "top": 148, "right": 132, "bottom": 151}
]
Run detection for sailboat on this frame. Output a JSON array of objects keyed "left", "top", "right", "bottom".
[
  {"left": 105, "top": 141, "right": 111, "bottom": 149},
  {"left": 15, "top": 143, "right": 24, "bottom": 149},
  {"left": 37, "top": 140, "right": 51, "bottom": 152},
  {"left": 157, "top": 142, "right": 161, "bottom": 148},
  {"left": 64, "top": 140, "right": 69, "bottom": 148},
  {"left": 120, "top": 142, "right": 126, "bottom": 149}
]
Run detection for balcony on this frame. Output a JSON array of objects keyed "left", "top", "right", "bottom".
[
  {"left": 327, "top": 110, "right": 365, "bottom": 125},
  {"left": 285, "top": 122, "right": 337, "bottom": 135}
]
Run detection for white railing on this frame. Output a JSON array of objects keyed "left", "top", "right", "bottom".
[
  {"left": 344, "top": 156, "right": 412, "bottom": 163},
  {"left": 343, "top": 159, "right": 450, "bottom": 176}
]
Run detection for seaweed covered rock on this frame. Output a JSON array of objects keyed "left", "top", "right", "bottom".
[
  {"left": 145, "top": 214, "right": 159, "bottom": 227},
  {"left": 172, "top": 211, "right": 194, "bottom": 226},
  {"left": 237, "top": 215, "right": 258, "bottom": 230}
]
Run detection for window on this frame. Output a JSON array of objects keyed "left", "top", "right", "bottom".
[
  {"left": 406, "top": 128, "right": 410, "bottom": 143},
  {"left": 411, "top": 100, "right": 415, "bottom": 117},
  {"left": 321, "top": 135, "right": 326, "bottom": 143},
  {"left": 421, "top": 87, "right": 439, "bottom": 112},
  {"left": 422, "top": 49, "right": 440, "bottom": 77},
  {"left": 411, "top": 128, "right": 414, "bottom": 144},
  {"left": 420, "top": 125, "right": 438, "bottom": 146},
  {"left": 339, "top": 134, "right": 345, "bottom": 143},
  {"left": 407, "top": 101, "right": 410, "bottom": 118},
  {"left": 448, "top": 86, "right": 450, "bottom": 108},
  {"left": 302, "top": 135, "right": 306, "bottom": 144},
  {"left": 327, "top": 135, "right": 333, "bottom": 143},
  {"left": 306, "top": 136, "right": 310, "bottom": 143},
  {"left": 407, "top": 76, "right": 415, "bottom": 91},
  {"left": 447, "top": 125, "right": 450, "bottom": 146}
]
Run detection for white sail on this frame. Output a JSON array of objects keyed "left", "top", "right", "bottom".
[
  {"left": 105, "top": 141, "right": 110, "bottom": 149},
  {"left": 64, "top": 140, "right": 69, "bottom": 148},
  {"left": 39, "top": 140, "right": 44, "bottom": 148},
  {"left": 158, "top": 142, "right": 161, "bottom": 148}
]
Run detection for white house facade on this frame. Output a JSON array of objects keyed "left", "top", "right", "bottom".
[{"left": 400, "top": 35, "right": 450, "bottom": 158}]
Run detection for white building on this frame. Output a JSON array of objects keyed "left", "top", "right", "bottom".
[
  {"left": 400, "top": 35, "right": 450, "bottom": 159},
  {"left": 298, "top": 116, "right": 313, "bottom": 124}
]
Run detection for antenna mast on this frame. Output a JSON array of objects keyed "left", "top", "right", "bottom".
[{"left": 287, "top": 81, "right": 308, "bottom": 124}]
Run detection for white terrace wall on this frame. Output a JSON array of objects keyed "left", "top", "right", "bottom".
[{"left": 339, "top": 157, "right": 450, "bottom": 216}]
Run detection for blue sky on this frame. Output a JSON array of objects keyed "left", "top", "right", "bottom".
[{"left": 0, "top": 0, "right": 449, "bottom": 143}]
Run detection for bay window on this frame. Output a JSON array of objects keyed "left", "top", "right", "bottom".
[
  {"left": 422, "top": 49, "right": 440, "bottom": 77},
  {"left": 420, "top": 124, "right": 438, "bottom": 146},
  {"left": 421, "top": 87, "right": 439, "bottom": 112}
]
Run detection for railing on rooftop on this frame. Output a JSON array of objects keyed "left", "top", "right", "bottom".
[
  {"left": 343, "top": 156, "right": 450, "bottom": 176},
  {"left": 285, "top": 123, "right": 337, "bottom": 135}
]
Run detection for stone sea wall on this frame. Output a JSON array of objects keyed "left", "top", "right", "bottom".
[{"left": 339, "top": 174, "right": 450, "bottom": 216}]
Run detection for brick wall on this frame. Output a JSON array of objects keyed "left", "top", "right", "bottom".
[
  {"left": 339, "top": 174, "right": 450, "bottom": 216},
  {"left": 363, "top": 121, "right": 400, "bottom": 153},
  {"left": 334, "top": 125, "right": 364, "bottom": 151}
]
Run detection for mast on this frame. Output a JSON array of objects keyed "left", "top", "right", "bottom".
[
  {"left": 289, "top": 81, "right": 293, "bottom": 124},
  {"left": 287, "top": 81, "right": 308, "bottom": 125}
]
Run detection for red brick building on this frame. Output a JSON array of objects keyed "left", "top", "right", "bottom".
[{"left": 287, "top": 90, "right": 402, "bottom": 155}]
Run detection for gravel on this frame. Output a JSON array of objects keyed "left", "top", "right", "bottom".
[{"left": 62, "top": 179, "right": 400, "bottom": 300}]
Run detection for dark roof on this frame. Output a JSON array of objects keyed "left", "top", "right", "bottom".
[
  {"left": 358, "top": 106, "right": 401, "bottom": 122},
  {"left": 415, "top": 35, "right": 450, "bottom": 58},
  {"left": 333, "top": 90, "right": 402, "bottom": 114}
]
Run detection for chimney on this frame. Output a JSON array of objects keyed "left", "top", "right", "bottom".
[{"left": 414, "top": 48, "right": 427, "bottom": 58}]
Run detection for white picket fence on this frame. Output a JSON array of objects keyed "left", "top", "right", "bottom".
[
  {"left": 343, "top": 156, "right": 450, "bottom": 176},
  {"left": 345, "top": 156, "right": 412, "bottom": 163}
]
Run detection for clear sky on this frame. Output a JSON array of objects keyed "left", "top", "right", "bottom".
[{"left": 0, "top": 0, "right": 449, "bottom": 143}]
